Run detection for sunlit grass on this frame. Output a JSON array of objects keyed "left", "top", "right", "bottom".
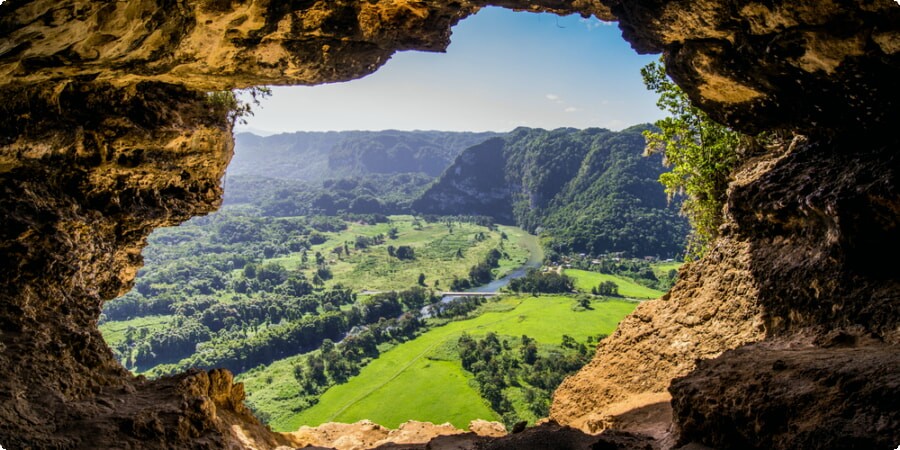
[
  {"left": 242, "top": 295, "right": 636, "bottom": 431},
  {"left": 565, "top": 269, "right": 664, "bottom": 299}
]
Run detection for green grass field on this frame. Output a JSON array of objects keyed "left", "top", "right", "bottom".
[
  {"left": 99, "top": 315, "right": 175, "bottom": 347},
  {"left": 267, "top": 216, "right": 534, "bottom": 292},
  {"left": 239, "top": 295, "right": 637, "bottom": 431},
  {"left": 565, "top": 269, "right": 665, "bottom": 299},
  {"left": 651, "top": 261, "right": 683, "bottom": 279}
]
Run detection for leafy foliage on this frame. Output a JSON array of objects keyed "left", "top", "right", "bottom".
[
  {"left": 591, "top": 281, "right": 619, "bottom": 296},
  {"left": 641, "top": 59, "right": 741, "bottom": 258},
  {"left": 458, "top": 332, "right": 592, "bottom": 428},
  {"left": 507, "top": 269, "right": 574, "bottom": 294},
  {"left": 206, "top": 87, "right": 272, "bottom": 126}
]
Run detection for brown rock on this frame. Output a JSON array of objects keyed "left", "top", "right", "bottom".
[
  {"left": 551, "top": 235, "right": 768, "bottom": 432},
  {"left": 670, "top": 333, "right": 900, "bottom": 449},
  {"left": 468, "top": 419, "right": 507, "bottom": 437}
]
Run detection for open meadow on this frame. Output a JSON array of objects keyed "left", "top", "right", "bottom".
[
  {"left": 564, "top": 269, "right": 665, "bottom": 299},
  {"left": 239, "top": 295, "right": 637, "bottom": 430}
]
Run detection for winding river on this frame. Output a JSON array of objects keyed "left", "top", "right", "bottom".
[{"left": 438, "top": 230, "right": 544, "bottom": 302}]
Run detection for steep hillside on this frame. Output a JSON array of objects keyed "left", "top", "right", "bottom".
[{"left": 413, "top": 127, "right": 689, "bottom": 258}]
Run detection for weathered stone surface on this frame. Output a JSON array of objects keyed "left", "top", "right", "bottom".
[
  {"left": 285, "top": 419, "right": 505, "bottom": 450},
  {"left": 605, "top": 0, "right": 900, "bottom": 134},
  {"left": 552, "top": 130, "right": 900, "bottom": 443},
  {"left": 0, "top": 80, "right": 286, "bottom": 448},
  {"left": 550, "top": 220, "right": 768, "bottom": 432},
  {"left": 670, "top": 331, "right": 900, "bottom": 449},
  {"left": 729, "top": 134, "right": 900, "bottom": 340}
]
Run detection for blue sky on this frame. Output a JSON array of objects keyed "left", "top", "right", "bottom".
[{"left": 237, "top": 7, "right": 664, "bottom": 134}]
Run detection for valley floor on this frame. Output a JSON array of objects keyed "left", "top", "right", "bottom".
[{"left": 239, "top": 295, "right": 637, "bottom": 431}]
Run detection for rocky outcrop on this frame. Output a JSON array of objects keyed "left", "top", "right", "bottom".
[
  {"left": 0, "top": 79, "right": 288, "bottom": 448},
  {"left": 552, "top": 126, "right": 900, "bottom": 445},
  {"left": 0, "top": 0, "right": 898, "bottom": 448},
  {"left": 606, "top": 0, "right": 900, "bottom": 135},
  {"left": 550, "top": 232, "right": 768, "bottom": 432}
]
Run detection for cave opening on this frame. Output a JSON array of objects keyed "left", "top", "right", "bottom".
[{"left": 96, "top": 5, "right": 681, "bottom": 437}]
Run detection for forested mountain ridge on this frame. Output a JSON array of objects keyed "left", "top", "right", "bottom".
[
  {"left": 413, "top": 126, "right": 688, "bottom": 258},
  {"left": 230, "top": 130, "right": 502, "bottom": 181},
  {"left": 408, "top": 137, "right": 515, "bottom": 222},
  {"left": 225, "top": 130, "right": 502, "bottom": 216}
]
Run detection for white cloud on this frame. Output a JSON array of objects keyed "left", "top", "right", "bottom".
[
  {"left": 564, "top": 107, "right": 579, "bottom": 113},
  {"left": 546, "top": 94, "right": 560, "bottom": 101},
  {"left": 579, "top": 18, "right": 616, "bottom": 31}
]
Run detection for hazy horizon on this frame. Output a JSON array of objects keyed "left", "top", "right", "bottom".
[{"left": 235, "top": 123, "right": 654, "bottom": 137}]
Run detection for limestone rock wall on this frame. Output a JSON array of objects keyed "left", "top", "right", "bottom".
[
  {"left": 0, "top": 80, "right": 289, "bottom": 448},
  {"left": 605, "top": 0, "right": 900, "bottom": 134}
]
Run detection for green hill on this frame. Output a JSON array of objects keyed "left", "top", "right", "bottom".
[
  {"left": 565, "top": 269, "right": 665, "bottom": 299},
  {"left": 412, "top": 126, "right": 688, "bottom": 258}
]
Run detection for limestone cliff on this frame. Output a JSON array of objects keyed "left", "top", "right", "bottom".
[{"left": 0, "top": 0, "right": 898, "bottom": 449}]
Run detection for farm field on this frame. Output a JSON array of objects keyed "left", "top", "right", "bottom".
[
  {"left": 651, "top": 261, "right": 683, "bottom": 279},
  {"left": 98, "top": 315, "right": 175, "bottom": 347},
  {"left": 240, "top": 295, "right": 637, "bottom": 431},
  {"left": 564, "top": 269, "right": 665, "bottom": 299},
  {"left": 268, "top": 215, "right": 533, "bottom": 292}
]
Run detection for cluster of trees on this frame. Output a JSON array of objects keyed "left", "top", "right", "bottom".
[
  {"left": 114, "top": 289, "right": 352, "bottom": 370},
  {"left": 457, "top": 333, "right": 593, "bottom": 428},
  {"left": 425, "top": 296, "right": 487, "bottom": 320},
  {"left": 387, "top": 245, "right": 415, "bottom": 260},
  {"left": 141, "top": 288, "right": 436, "bottom": 376},
  {"left": 449, "top": 248, "right": 504, "bottom": 291},
  {"left": 507, "top": 269, "right": 574, "bottom": 294},
  {"left": 293, "top": 311, "right": 423, "bottom": 393},
  {"left": 591, "top": 281, "right": 619, "bottom": 296}
]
